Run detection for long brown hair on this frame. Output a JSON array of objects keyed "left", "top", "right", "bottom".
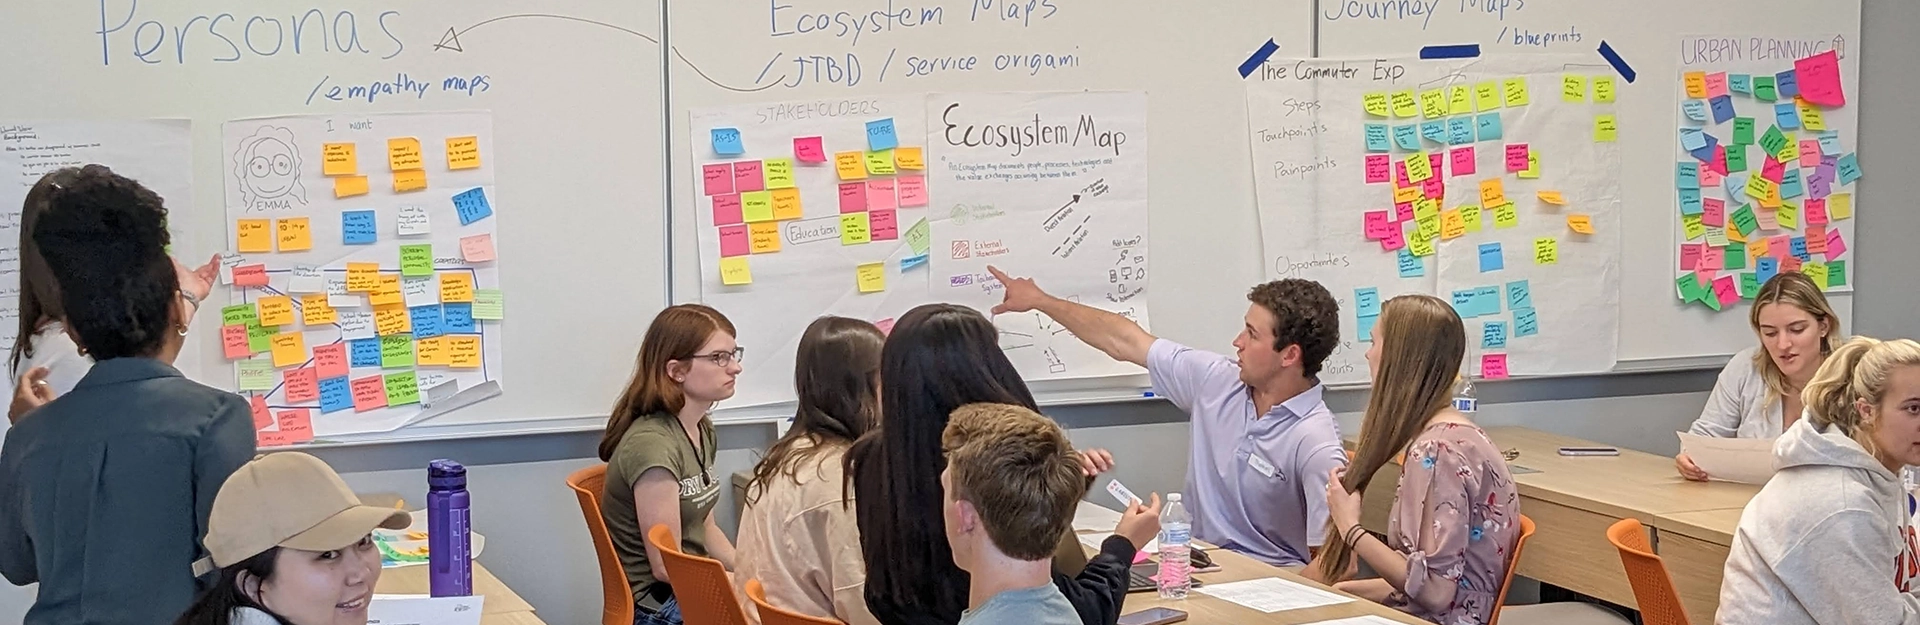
[
  {"left": 1317, "top": 294, "right": 1464, "bottom": 581},
  {"left": 11, "top": 168, "right": 80, "bottom": 375},
  {"left": 744, "top": 316, "right": 883, "bottom": 506},
  {"left": 598, "top": 304, "right": 736, "bottom": 461},
  {"left": 1750, "top": 272, "right": 1842, "bottom": 406},
  {"left": 1802, "top": 336, "right": 1920, "bottom": 458}
]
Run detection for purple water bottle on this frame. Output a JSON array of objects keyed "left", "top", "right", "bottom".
[{"left": 428, "top": 459, "right": 472, "bottom": 597}]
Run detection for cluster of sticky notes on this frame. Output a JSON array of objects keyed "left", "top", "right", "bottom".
[
  {"left": 251, "top": 398, "right": 315, "bottom": 447},
  {"left": 1556, "top": 73, "right": 1622, "bottom": 142},
  {"left": 1353, "top": 287, "right": 1382, "bottom": 342},
  {"left": 1473, "top": 281, "right": 1540, "bottom": 379},
  {"left": 324, "top": 135, "right": 482, "bottom": 200},
  {"left": 1361, "top": 77, "right": 1531, "bottom": 184},
  {"left": 1673, "top": 50, "right": 1855, "bottom": 309},
  {"left": 235, "top": 218, "right": 314, "bottom": 254}
]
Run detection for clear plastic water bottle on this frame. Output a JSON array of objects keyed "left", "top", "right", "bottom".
[
  {"left": 427, "top": 459, "right": 472, "bottom": 597},
  {"left": 1453, "top": 373, "right": 1478, "bottom": 413},
  {"left": 1157, "top": 493, "right": 1192, "bottom": 600}
]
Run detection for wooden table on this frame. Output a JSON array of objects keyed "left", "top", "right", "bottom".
[
  {"left": 376, "top": 562, "right": 548, "bottom": 625},
  {"left": 1652, "top": 507, "right": 1744, "bottom": 623},
  {"left": 1124, "top": 545, "right": 1429, "bottom": 624}
]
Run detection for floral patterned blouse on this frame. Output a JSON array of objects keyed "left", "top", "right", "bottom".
[{"left": 1384, "top": 422, "right": 1521, "bottom": 625}]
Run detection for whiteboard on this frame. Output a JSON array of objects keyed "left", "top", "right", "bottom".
[
  {"left": 1315, "top": 0, "right": 1860, "bottom": 367},
  {"left": 0, "top": 1, "right": 666, "bottom": 441}
]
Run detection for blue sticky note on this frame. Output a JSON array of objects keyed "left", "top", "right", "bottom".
[
  {"left": 1676, "top": 162, "right": 1700, "bottom": 190},
  {"left": 1420, "top": 121, "right": 1447, "bottom": 144},
  {"left": 1756, "top": 256, "right": 1780, "bottom": 283},
  {"left": 1479, "top": 242, "right": 1504, "bottom": 272},
  {"left": 1723, "top": 173, "right": 1747, "bottom": 198},
  {"left": 1678, "top": 188, "right": 1703, "bottom": 216},
  {"left": 1357, "top": 314, "right": 1379, "bottom": 343},
  {"left": 1688, "top": 132, "right": 1719, "bottom": 163},
  {"left": 410, "top": 305, "right": 445, "bottom": 339},
  {"left": 900, "top": 254, "right": 930, "bottom": 271},
  {"left": 1513, "top": 307, "right": 1540, "bottom": 337},
  {"left": 1447, "top": 118, "right": 1474, "bottom": 145},
  {"left": 1709, "top": 96, "right": 1735, "bottom": 125},
  {"left": 452, "top": 188, "right": 493, "bottom": 226},
  {"left": 1680, "top": 128, "right": 1708, "bottom": 151},
  {"left": 1451, "top": 290, "right": 1479, "bottom": 319},
  {"left": 1837, "top": 153, "right": 1862, "bottom": 184},
  {"left": 711, "top": 127, "right": 744, "bottom": 156},
  {"left": 1780, "top": 169, "right": 1803, "bottom": 199},
  {"left": 1729, "top": 74, "right": 1752, "bottom": 94},
  {"left": 442, "top": 303, "right": 475, "bottom": 333},
  {"left": 1775, "top": 69, "right": 1799, "bottom": 99},
  {"left": 1506, "top": 280, "right": 1533, "bottom": 311},
  {"left": 1790, "top": 237, "right": 1810, "bottom": 261},
  {"left": 1482, "top": 321, "right": 1509, "bottom": 349},
  {"left": 1476, "top": 113, "right": 1503, "bottom": 141},
  {"left": 342, "top": 210, "right": 377, "bottom": 245},
  {"left": 1682, "top": 100, "right": 1708, "bottom": 123},
  {"left": 349, "top": 338, "right": 382, "bottom": 368},
  {"left": 1364, "top": 124, "right": 1391, "bottom": 152},
  {"left": 1397, "top": 249, "right": 1424, "bottom": 277},
  {"left": 866, "top": 118, "right": 899, "bottom": 151},
  {"left": 1817, "top": 131, "right": 1843, "bottom": 156},
  {"left": 1393, "top": 125, "right": 1421, "bottom": 150},
  {"left": 1774, "top": 102, "right": 1800, "bottom": 130},
  {"left": 1355, "top": 287, "right": 1381, "bottom": 318},
  {"left": 318, "top": 376, "right": 352, "bottom": 414},
  {"left": 1474, "top": 286, "right": 1502, "bottom": 317}
]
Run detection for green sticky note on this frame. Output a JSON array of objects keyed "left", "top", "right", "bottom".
[
  {"left": 1759, "top": 126, "right": 1788, "bottom": 157},
  {"left": 1828, "top": 260, "right": 1848, "bottom": 287},
  {"left": 1723, "top": 245, "right": 1747, "bottom": 270},
  {"left": 380, "top": 335, "right": 415, "bottom": 368},
  {"left": 247, "top": 321, "right": 272, "bottom": 353},
  {"left": 472, "top": 289, "right": 505, "bottom": 320},
  {"left": 1753, "top": 75, "right": 1777, "bottom": 101},
  {"left": 400, "top": 244, "right": 434, "bottom": 277},
  {"left": 1730, "top": 205, "right": 1759, "bottom": 236},
  {"left": 237, "top": 358, "right": 274, "bottom": 391},
  {"left": 1740, "top": 273, "right": 1760, "bottom": 299},
  {"left": 1733, "top": 117, "right": 1755, "bottom": 145},
  {"left": 384, "top": 372, "right": 421, "bottom": 406},
  {"left": 1725, "top": 145, "right": 1749, "bottom": 173},
  {"left": 904, "top": 218, "right": 931, "bottom": 256},
  {"left": 1676, "top": 274, "right": 1705, "bottom": 302},
  {"left": 221, "top": 304, "right": 259, "bottom": 326}
]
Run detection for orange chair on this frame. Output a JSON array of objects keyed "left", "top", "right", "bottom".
[
  {"left": 1608, "top": 518, "right": 1693, "bottom": 625},
  {"left": 1497, "top": 515, "right": 1631, "bottom": 625},
  {"left": 745, "top": 578, "right": 844, "bottom": 625},
  {"left": 649, "top": 524, "right": 751, "bottom": 625},
  {"left": 567, "top": 464, "right": 634, "bottom": 625}
]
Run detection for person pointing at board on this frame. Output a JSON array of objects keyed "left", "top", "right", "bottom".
[{"left": 985, "top": 266, "right": 1348, "bottom": 568}]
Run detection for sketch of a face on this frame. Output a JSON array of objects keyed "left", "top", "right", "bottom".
[{"left": 233, "top": 127, "right": 307, "bottom": 207}]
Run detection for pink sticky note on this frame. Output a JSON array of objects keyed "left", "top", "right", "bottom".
[
  {"left": 1428, "top": 152, "right": 1445, "bottom": 179},
  {"left": 793, "top": 136, "right": 827, "bottom": 163},
  {"left": 350, "top": 375, "right": 387, "bottom": 413},
  {"left": 1364, "top": 154, "right": 1391, "bottom": 184},
  {"left": 732, "top": 161, "right": 765, "bottom": 193},
  {"left": 313, "top": 343, "right": 348, "bottom": 379},
  {"left": 1806, "top": 225, "right": 1828, "bottom": 255},
  {"left": 718, "top": 224, "right": 750, "bottom": 257},
  {"left": 1702, "top": 198, "right": 1726, "bottom": 227},
  {"left": 1379, "top": 227, "right": 1406, "bottom": 251},
  {"left": 838, "top": 182, "right": 868, "bottom": 213},
  {"left": 1805, "top": 199, "right": 1828, "bottom": 225},
  {"left": 1696, "top": 268, "right": 1719, "bottom": 285},
  {"left": 1449, "top": 147, "right": 1477, "bottom": 177},
  {"left": 459, "top": 233, "right": 497, "bottom": 262},
  {"left": 1395, "top": 161, "right": 1410, "bottom": 187},
  {"left": 1769, "top": 235, "right": 1792, "bottom": 259},
  {"left": 1481, "top": 354, "right": 1510, "bottom": 379},
  {"left": 1505, "top": 144, "right": 1530, "bottom": 172},
  {"left": 897, "top": 175, "right": 928, "bottom": 207},
  {"left": 1825, "top": 229, "right": 1848, "bottom": 260},
  {"left": 1680, "top": 243, "right": 1704, "bottom": 270},
  {"left": 1707, "top": 145, "right": 1728, "bottom": 176},
  {"left": 1704, "top": 72, "right": 1729, "bottom": 98},
  {"left": 1363, "top": 211, "right": 1393, "bottom": 240},
  {"left": 284, "top": 367, "right": 319, "bottom": 403},
  {"left": 1713, "top": 276, "right": 1740, "bottom": 307},
  {"left": 867, "top": 179, "right": 897, "bottom": 211},
  {"left": 870, "top": 209, "right": 899, "bottom": 240},
  {"left": 276, "top": 409, "right": 314, "bottom": 444},
  {"left": 874, "top": 318, "right": 896, "bottom": 335},
  {"left": 222, "top": 324, "right": 251, "bottom": 359},
  {"left": 1761, "top": 158, "right": 1785, "bottom": 184},
  {"left": 1756, "top": 209, "right": 1779, "bottom": 231},
  {"left": 234, "top": 264, "right": 268, "bottom": 287},
  {"left": 1700, "top": 168, "right": 1723, "bottom": 188},
  {"left": 249, "top": 395, "right": 271, "bottom": 429},
  {"left": 712, "top": 193, "right": 744, "bottom": 225},
  {"left": 1794, "top": 50, "right": 1846, "bottom": 106},
  {"left": 1799, "top": 140, "right": 1822, "bottom": 167},
  {"left": 1395, "top": 202, "right": 1414, "bottom": 222},
  {"left": 257, "top": 429, "right": 290, "bottom": 448},
  {"left": 701, "top": 164, "right": 733, "bottom": 196},
  {"left": 1423, "top": 178, "right": 1445, "bottom": 201},
  {"left": 1699, "top": 245, "right": 1724, "bottom": 271},
  {"left": 1781, "top": 256, "right": 1803, "bottom": 273}
]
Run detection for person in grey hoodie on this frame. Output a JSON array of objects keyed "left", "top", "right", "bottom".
[{"left": 1718, "top": 336, "right": 1920, "bottom": 625}]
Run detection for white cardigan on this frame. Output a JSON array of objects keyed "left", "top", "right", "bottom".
[{"left": 1686, "top": 347, "right": 1786, "bottom": 439}]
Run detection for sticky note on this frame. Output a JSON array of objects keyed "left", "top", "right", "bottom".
[
  {"left": 1356, "top": 314, "right": 1378, "bottom": 342},
  {"left": 1503, "top": 77, "right": 1529, "bottom": 107},
  {"left": 351, "top": 375, "right": 388, "bottom": 412},
  {"left": 447, "top": 335, "right": 482, "bottom": 368},
  {"left": 236, "top": 219, "right": 274, "bottom": 253},
  {"left": 840, "top": 213, "right": 871, "bottom": 245},
  {"left": 472, "top": 290, "right": 504, "bottom": 320},
  {"left": 1836, "top": 153, "right": 1861, "bottom": 184},
  {"left": 894, "top": 146, "right": 925, "bottom": 170},
  {"left": 837, "top": 181, "right": 871, "bottom": 213},
  {"left": 719, "top": 256, "right": 751, "bottom": 285},
  {"left": 452, "top": 188, "right": 493, "bottom": 225},
  {"left": 1708, "top": 95, "right": 1735, "bottom": 125},
  {"left": 1754, "top": 75, "right": 1777, "bottom": 101},
  {"left": 1482, "top": 321, "right": 1509, "bottom": 349},
  {"left": 373, "top": 304, "right": 411, "bottom": 336},
  {"left": 387, "top": 137, "right": 423, "bottom": 171},
  {"left": 270, "top": 332, "right": 308, "bottom": 368},
  {"left": 1476, "top": 113, "right": 1503, "bottom": 142},
  {"left": 1518, "top": 152, "right": 1540, "bottom": 179},
  {"left": 271, "top": 217, "right": 312, "bottom": 252},
  {"left": 313, "top": 343, "right": 348, "bottom": 379},
  {"left": 444, "top": 135, "right": 481, "bottom": 170},
  {"left": 834, "top": 152, "right": 867, "bottom": 180},
  {"left": 385, "top": 372, "right": 420, "bottom": 406},
  {"left": 1682, "top": 100, "right": 1709, "bottom": 124},
  {"left": 379, "top": 335, "right": 415, "bottom": 369},
  {"left": 1364, "top": 92, "right": 1390, "bottom": 116},
  {"left": 1726, "top": 145, "right": 1749, "bottom": 173},
  {"left": 1794, "top": 50, "right": 1845, "bottom": 106},
  {"left": 1774, "top": 102, "right": 1801, "bottom": 131},
  {"left": 301, "top": 294, "right": 337, "bottom": 326},
  {"left": 1513, "top": 306, "right": 1539, "bottom": 337},
  {"left": 718, "top": 224, "right": 750, "bottom": 257},
  {"left": 238, "top": 358, "right": 274, "bottom": 390},
  {"left": 1449, "top": 86, "right": 1473, "bottom": 115},
  {"left": 1391, "top": 90, "right": 1418, "bottom": 117},
  {"left": 1593, "top": 115, "right": 1617, "bottom": 142},
  {"left": 1447, "top": 118, "right": 1473, "bottom": 146},
  {"left": 1440, "top": 209, "right": 1466, "bottom": 240},
  {"left": 336, "top": 211, "right": 377, "bottom": 247},
  {"left": 1593, "top": 75, "right": 1616, "bottom": 103},
  {"left": 1420, "top": 89, "right": 1449, "bottom": 119},
  {"left": 1479, "top": 179, "right": 1506, "bottom": 208},
  {"left": 1408, "top": 231, "right": 1435, "bottom": 257},
  {"left": 321, "top": 142, "right": 360, "bottom": 176},
  {"left": 318, "top": 376, "right": 351, "bottom": 414},
  {"left": 1447, "top": 147, "right": 1476, "bottom": 177},
  {"left": 738, "top": 190, "right": 775, "bottom": 223},
  {"left": 1489, "top": 202, "right": 1517, "bottom": 229},
  {"left": 1532, "top": 190, "right": 1568, "bottom": 207},
  {"left": 1828, "top": 260, "right": 1848, "bottom": 288},
  {"left": 1470, "top": 81, "right": 1500, "bottom": 110},
  {"left": 349, "top": 337, "right": 382, "bottom": 368},
  {"left": 1481, "top": 353, "right": 1510, "bottom": 379},
  {"left": 1364, "top": 124, "right": 1391, "bottom": 152},
  {"left": 1829, "top": 193, "right": 1851, "bottom": 220},
  {"left": 1504, "top": 144, "right": 1529, "bottom": 172},
  {"left": 865, "top": 118, "right": 899, "bottom": 151},
  {"left": 1404, "top": 152, "right": 1433, "bottom": 183},
  {"left": 864, "top": 150, "right": 897, "bottom": 176},
  {"left": 1345, "top": 287, "right": 1379, "bottom": 319},
  {"left": 1797, "top": 98, "right": 1826, "bottom": 131},
  {"left": 442, "top": 303, "right": 474, "bottom": 333},
  {"left": 850, "top": 261, "right": 888, "bottom": 293},
  {"left": 1567, "top": 214, "right": 1595, "bottom": 235},
  {"left": 711, "top": 128, "right": 744, "bottom": 156},
  {"left": 1776, "top": 69, "right": 1801, "bottom": 99},
  {"left": 771, "top": 188, "right": 804, "bottom": 220},
  {"left": 897, "top": 175, "right": 929, "bottom": 207},
  {"left": 416, "top": 339, "right": 448, "bottom": 368},
  {"left": 1479, "top": 242, "right": 1504, "bottom": 272},
  {"left": 1730, "top": 73, "right": 1753, "bottom": 94},
  {"left": 1713, "top": 275, "right": 1741, "bottom": 308},
  {"left": 869, "top": 209, "right": 899, "bottom": 241},
  {"left": 434, "top": 273, "right": 473, "bottom": 304},
  {"left": 328, "top": 173, "right": 370, "bottom": 199},
  {"left": 397, "top": 244, "right": 433, "bottom": 277},
  {"left": 392, "top": 169, "right": 428, "bottom": 193},
  {"left": 1533, "top": 237, "right": 1558, "bottom": 265},
  {"left": 763, "top": 158, "right": 796, "bottom": 189},
  {"left": 1392, "top": 125, "right": 1419, "bottom": 150},
  {"left": 702, "top": 164, "right": 734, "bottom": 196},
  {"left": 254, "top": 296, "right": 293, "bottom": 327},
  {"left": 1562, "top": 74, "right": 1587, "bottom": 102},
  {"left": 221, "top": 324, "right": 252, "bottom": 359},
  {"left": 1397, "top": 249, "right": 1424, "bottom": 277},
  {"left": 749, "top": 222, "right": 782, "bottom": 252},
  {"left": 275, "top": 409, "right": 314, "bottom": 443},
  {"left": 1683, "top": 71, "right": 1709, "bottom": 98},
  {"left": 280, "top": 366, "right": 319, "bottom": 403},
  {"left": 867, "top": 179, "right": 898, "bottom": 211},
  {"left": 733, "top": 160, "right": 766, "bottom": 193},
  {"left": 371, "top": 275, "right": 404, "bottom": 307},
  {"left": 1825, "top": 229, "right": 1848, "bottom": 260},
  {"left": 448, "top": 235, "right": 494, "bottom": 267},
  {"left": 1421, "top": 121, "right": 1447, "bottom": 145},
  {"left": 793, "top": 136, "right": 827, "bottom": 163},
  {"left": 233, "top": 264, "right": 268, "bottom": 288},
  {"left": 1460, "top": 205, "right": 1483, "bottom": 233}
]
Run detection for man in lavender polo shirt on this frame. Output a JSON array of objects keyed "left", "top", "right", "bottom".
[{"left": 987, "top": 267, "right": 1347, "bottom": 567}]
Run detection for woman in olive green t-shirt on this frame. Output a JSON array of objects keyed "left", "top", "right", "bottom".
[{"left": 597, "top": 304, "right": 743, "bottom": 625}]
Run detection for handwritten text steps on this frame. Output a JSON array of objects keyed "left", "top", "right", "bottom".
[
  {"left": 760, "top": 47, "right": 1081, "bottom": 88},
  {"left": 767, "top": 0, "right": 1060, "bottom": 45},
  {"left": 1321, "top": 0, "right": 1525, "bottom": 30}
]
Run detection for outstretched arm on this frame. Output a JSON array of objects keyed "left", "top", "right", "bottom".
[{"left": 988, "top": 265, "right": 1155, "bottom": 366}]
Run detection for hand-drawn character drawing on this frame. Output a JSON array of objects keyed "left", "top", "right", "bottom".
[{"left": 233, "top": 126, "right": 307, "bottom": 209}]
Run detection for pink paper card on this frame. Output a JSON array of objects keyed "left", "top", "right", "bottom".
[
  {"left": 1423, "top": 177, "right": 1445, "bottom": 201},
  {"left": 249, "top": 395, "right": 271, "bottom": 429},
  {"left": 793, "top": 136, "right": 827, "bottom": 163},
  {"left": 1395, "top": 202, "right": 1414, "bottom": 222},
  {"left": 1428, "top": 152, "right": 1445, "bottom": 179},
  {"left": 712, "top": 194, "right": 744, "bottom": 225},
  {"left": 867, "top": 179, "right": 898, "bottom": 211},
  {"left": 1394, "top": 161, "right": 1410, "bottom": 187},
  {"left": 1761, "top": 158, "right": 1785, "bottom": 183},
  {"left": 1799, "top": 140, "right": 1822, "bottom": 167},
  {"left": 1680, "top": 243, "right": 1704, "bottom": 270},
  {"left": 1505, "top": 143, "right": 1530, "bottom": 172},
  {"left": 732, "top": 161, "right": 765, "bottom": 193},
  {"left": 1825, "top": 229, "right": 1848, "bottom": 260},
  {"left": 1699, "top": 245, "right": 1724, "bottom": 270},
  {"left": 838, "top": 183, "right": 868, "bottom": 213},
  {"left": 1380, "top": 227, "right": 1406, "bottom": 251},
  {"left": 1713, "top": 276, "right": 1740, "bottom": 307},
  {"left": 701, "top": 164, "right": 732, "bottom": 196},
  {"left": 1804, "top": 198, "right": 1828, "bottom": 225},
  {"left": 1794, "top": 50, "right": 1845, "bottom": 106},
  {"left": 718, "top": 224, "right": 750, "bottom": 257},
  {"left": 1702, "top": 198, "right": 1726, "bottom": 227},
  {"left": 870, "top": 209, "right": 899, "bottom": 240},
  {"left": 1481, "top": 353, "right": 1510, "bottom": 379},
  {"left": 459, "top": 233, "right": 497, "bottom": 262},
  {"left": 1449, "top": 147, "right": 1476, "bottom": 176},
  {"left": 1704, "top": 72, "right": 1729, "bottom": 98},
  {"left": 284, "top": 367, "right": 319, "bottom": 403},
  {"left": 897, "top": 175, "right": 929, "bottom": 207},
  {"left": 1363, "top": 211, "right": 1393, "bottom": 240},
  {"left": 1365, "top": 154, "right": 1391, "bottom": 184},
  {"left": 1701, "top": 168, "right": 1723, "bottom": 187},
  {"left": 1707, "top": 145, "right": 1728, "bottom": 176}
]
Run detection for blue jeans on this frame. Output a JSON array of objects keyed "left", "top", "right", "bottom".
[{"left": 634, "top": 597, "right": 682, "bottom": 625}]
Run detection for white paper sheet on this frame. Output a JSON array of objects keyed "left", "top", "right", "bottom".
[
  {"left": 1305, "top": 616, "right": 1409, "bottom": 625},
  {"left": 368, "top": 594, "right": 484, "bottom": 625},
  {"left": 1194, "top": 577, "right": 1354, "bottom": 613},
  {"left": 1073, "top": 500, "right": 1125, "bottom": 533},
  {"left": 1679, "top": 432, "right": 1778, "bottom": 484}
]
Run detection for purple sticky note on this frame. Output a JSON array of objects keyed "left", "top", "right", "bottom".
[{"left": 718, "top": 224, "right": 749, "bottom": 257}]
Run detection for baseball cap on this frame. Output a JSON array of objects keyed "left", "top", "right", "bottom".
[{"left": 202, "top": 452, "right": 411, "bottom": 569}]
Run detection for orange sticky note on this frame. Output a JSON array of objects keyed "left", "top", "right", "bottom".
[
  {"left": 270, "top": 332, "right": 308, "bottom": 368},
  {"left": 439, "top": 273, "right": 475, "bottom": 303},
  {"left": 301, "top": 294, "right": 337, "bottom": 326},
  {"left": 374, "top": 304, "right": 412, "bottom": 336},
  {"left": 415, "top": 336, "right": 450, "bottom": 366},
  {"left": 448, "top": 335, "right": 482, "bottom": 368},
  {"left": 1393, "top": 185, "right": 1421, "bottom": 204},
  {"left": 446, "top": 136, "right": 481, "bottom": 170},
  {"left": 392, "top": 170, "right": 428, "bottom": 193},
  {"left": 749, "top": 222, "right": 781, "bottom": 254},
  {"left": 276, "top": 217, "right": 312, "bottom": 252},
  {"left": 1567, "top": 213, "right": 1595, "bottom": 234},
  {"left": 333, "top": 175, "right": 370, "bottom": 198},
  {"left": 256, "top": 296, "right": 295, "bottom": 326},
  {"left": 346, "top": 262, "right": 379, "bottom": 292},
  {"left": 1479, "top": 179, "right": 1507, "bottom": 207},
  {"left": 322, "top": 143, "right": 358, "bottom": 176},
  {"left": 237, "top": 219, "right": 273, "bottom": 253},
  {"left": 387, "top": 137, "right": 424, "bottom": 171},
  {"left": 834, "top": 151, "right": 868, "bottom": 181},
  {"left": 1439, "top": 209, "right": 1466, "bottom": 240},
  {"left": 459, "top": 233, "right": 496, "bottom": 262},
  {"left": 894, "top": 147, "right": 926, "bottom": 170},
  {"left": 771, "top": 188, "right": 803, "bottom": 220},
  {"left": 1536, "top": 191, "right": 1567, "bottom": 205},
  {"left": 370, "top": 275, "right": 403, "bottom": 307},
  {"left": 1683, "top": 71, "right": 1708, "bottom": 98}
]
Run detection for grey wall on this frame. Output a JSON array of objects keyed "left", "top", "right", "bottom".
[{"left": 1851, "top": 0, "right": 1920, "bottom": 340}]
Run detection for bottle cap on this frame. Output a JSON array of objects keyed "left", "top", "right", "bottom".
[
  {"left": 428, "top": 459, "right": 467, "bottom": 489},
  {"left": 1167, "top": 492, "right": 1182, "bottom": 503}
]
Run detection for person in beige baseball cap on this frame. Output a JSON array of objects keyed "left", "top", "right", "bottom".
[{"left": 173, "top": 452, "right": 410, "bottom": 625}]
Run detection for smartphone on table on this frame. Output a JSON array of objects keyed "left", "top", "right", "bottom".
[{"left": 1116, "top": 607, "right": 1188, "bottom": 625}]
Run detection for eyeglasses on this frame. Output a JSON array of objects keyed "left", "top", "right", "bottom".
[{"left": 689, "top": 347, "right": 745, "bottom": 367}]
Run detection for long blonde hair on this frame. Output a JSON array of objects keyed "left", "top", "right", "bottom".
[
  {"left": 1317, "top": 294, "right": 1464, "bottom": 581},
  {"left": 1801, "top": 336, "right": 1920, "bottom": 459},
  {"left": 1750, "top": 272, "right": 1842, "bottom": 405}
]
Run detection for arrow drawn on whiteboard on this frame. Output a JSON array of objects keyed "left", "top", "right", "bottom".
[
  {"left": 433, "top": 14, "right": 778, "bottom": 93},
  {"left": 1042, "top": 194, "right": 1081, "bottom": 231}
]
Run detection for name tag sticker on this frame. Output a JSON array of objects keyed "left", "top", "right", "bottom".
[
  {"left": 1248, "top": 453, "right": 1277, "bottom": 478},
  {"left": 1105, "top": 479, "right": 1142, "bottom": 509}
]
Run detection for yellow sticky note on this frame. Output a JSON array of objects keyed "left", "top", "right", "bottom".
[
  {"left": 864, "top": 150, "right": 897, "bottom": 176},
  {"left": 1777, "top": 202, "right": 1799, "bottom": 230},
  {"left": 1593, "top": 76, "right": 1617, "bottom": 103},
  {"left": 1567, "top": 213, "right": 1595, "bottom": 234},
  {"left": 1777, "top": 136, "right": 1800, "bottom": 163},
  {"left": 1419, "top": 89, "right": 1449, "bottom": 119},
  {"left": 276, "top": 218, "right": 312, "bottom": 252},
  {"left": 237, "top": 219, "right": 273, "bottom": 253},
  {"left": 1503, "top": 77, "right": 1530, "bottom": 107},
  {"left": 1518, "top": 152, "right": 1541, "bottom": 179},
  {"left": 1492, "top": 203, "right": 1519, "bottom": 229},
  {"left": 1461, "top": 205, "right": 1483, "bottom": 232},
  {"left": 392, "top": 169, "right": 428, "bottom": 193},
  {"left": 301, "top": 294, "right": 336, "bottom": 326},
  {"left": 270, "top": 332, "right": 307, "bottom": 368},
  {"left": 1409, "top": 232, "right": 1435, "bottom": 257},
  {"left": 1363, "top": 92, "right": 1390, "bottom": 117},
  {"left": 333, "top": 175, "right": 370, "bottom": 198},
  {"left": 856, "top": 262, "right": 886, "bottom": 293},
  {"left": 1829, "top": 193, "right": 1852, "bottom": 220},
  {"left": 370, "top": 275, "right": 402, "bottom": 307},
  {"left": 1802, "top": 261, "right": 1829, "bottom": 289},
  {"left": 1413, "top": 197, "right": 1439, "bottom": 220},
  {"left": 1593, "top": 115, "right": 1618, "bottom": 142},
  {"left": 764, "top": 158, "right": 796, "bottom": 189},
  {"left": 1745, "top": 176, "right": 1778, "bottom": 202},
  {"left": 771, "top": 188, "right": 804, "bottom": 220},
  {"left": 1390, "top": 90, "right": 1418, "bottom": 118},
  {"left": 446, "top": 136, "right": 481, "bottom": 170},
  {"left": 374, "top": 304, "right": 411, "bottom": 336},
  {"left": 840, "top": 213, "right": 871, "bottom": 245},
  {"left": 1533, "top": 237, "right": 1559, "bottom": 265},
  {"left": 322, "top": 143, "right": 358, "bottom": 176},
  {"left": 1479, "top": 179, "right": 1507, "bottom": 207},
  {"left": 1683, "top": 214, "right": 1706, "bottom": 240},
  {"left": 415, "top": 336, "right": 449, "bottom": 366},
  {"left": 1536, "top": 190, "right": 1567, "bottom": 205},
  {"left": 835, "top": 152, "right": 868, "bottom": 180},
  {"left": 1448, "top": 86, "right": 1473, "bottom": 115},
  {"left": 741, "top": 191, "right": 775, "bottom": 222},
  {"left": 1439, "top": 209, "right": 1466, "bottom": 240},
  {"left": 387, "top": 137, "right": 423, "bottom": 171},
  {"left": 720, "top": 257, "right": 752, "bottom": 285},
  {"left": 749, "top": 222, "right": 781, "bottom": 253},
  {"left": 1562, "top": 74, "right": 1588, "bottom": 102},
  {"left": 1393, "top": 185, "right": 1421, "bottom": 204},
  {"left": 1683, "top": 72, "right": 1708, "bottom": 98},
  {"left": 1728, "top": 221, "right": 1748, "bottom": 243},
  {"left": 257, "top": 296, "right": 295, "bottom": 326},
  {"left": 439, "top": 273, "right": 474, "bottom": 303},
  {"left": 894, "top": 147, "right": 926, "bottom": 170},
  {"left": 347, "top": 262, "right": 379, "bottom": 292},
  {"left": 1474, "top": 81, "right": 1502, "bottom": 110},
  {"left": 447, "top": 336, "right": 482, "bottom": 368},
  {"left": 1796, "top": 97, "right": 1826, "bottom": 131},
  {"left": 1404, "top": 152, "right": 1433, "bottom": 183}
]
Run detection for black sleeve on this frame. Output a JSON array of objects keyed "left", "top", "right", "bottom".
[{"left": 1055, "top": 535, "right": 1137, "bottom": 625}]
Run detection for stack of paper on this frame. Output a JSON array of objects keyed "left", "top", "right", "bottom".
[
  {"left": 1678, "top": 432, "right": 1778, "bottom": 484},
  {"left": 368, "top": 594, "right": 484, "bottom": 625},
  {"left": 1193, "top": 577, "right": 1354, "bottom": 613}
]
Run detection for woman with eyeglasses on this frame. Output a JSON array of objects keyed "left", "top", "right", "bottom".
[{"left": 597, "top": 304, "right": 743, "bottom": 625}]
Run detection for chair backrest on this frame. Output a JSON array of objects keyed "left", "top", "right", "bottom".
[
  {"left": 745, "top": 578, "right": 845, "bottom": 625},
  {"left": 1486, "top": 514, "right": 1536, "bottom": 625},
  {"left": 649, "top": 524, "right": 751, "bottom": 625},
  {"left": 566, "top": 464, "right": 634, "bottom": 625},
  {"left": 1607, "top": 518, "right": 1693, "bottom": 625}
]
